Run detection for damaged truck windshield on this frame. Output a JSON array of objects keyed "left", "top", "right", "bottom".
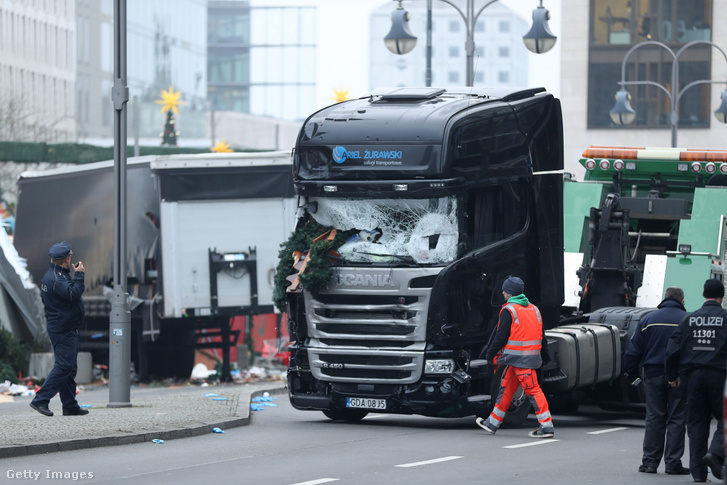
[{"left": 308, "top": 197, "right": 458, "bottom": 265}]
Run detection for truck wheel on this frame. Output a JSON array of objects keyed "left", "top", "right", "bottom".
[
  {"left": 490, "top": 365, "right": 531, "bottom": 429},
  {"left": 322, "top": 409, "right": 368, "bottom": 422}
]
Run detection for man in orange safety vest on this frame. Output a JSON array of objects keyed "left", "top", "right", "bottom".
[{"left": 476, "top": 276, "right": 554, "bottom": 438}]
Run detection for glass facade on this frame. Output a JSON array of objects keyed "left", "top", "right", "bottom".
[
  {"left": 208, "top": 1, "right": 316, "bottom": 121},
  {"left": 588, "top": 0, "right": 714, "bottom": 128},
  {"left": 208, "top": 1, "right": 251, "bottom": 113}
]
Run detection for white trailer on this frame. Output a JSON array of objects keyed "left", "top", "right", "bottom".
[{"left": 15, "top": 151, "right": 296, "bottom": 379}]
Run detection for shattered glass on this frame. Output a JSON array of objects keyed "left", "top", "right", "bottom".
[{"left": 309, "top": 197, "right": 458, "bottom": 264}]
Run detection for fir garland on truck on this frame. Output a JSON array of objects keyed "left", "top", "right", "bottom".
[{"left": 273, "top": 221, "right": 353, "bottom": 312}]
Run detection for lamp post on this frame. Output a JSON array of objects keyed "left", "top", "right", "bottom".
[
  {"left": 384, "top": 0, "right": 557, "bottom": 87},
  {"left": 109, "top": 0, "right": 132, "bottom": 408},
  {"left": 610, "top": 40, "right": 727, "bottom": 147}
]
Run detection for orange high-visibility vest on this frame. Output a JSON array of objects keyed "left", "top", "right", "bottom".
[{"left": 496, "top": 302, "right": 543, "bottom": 369}]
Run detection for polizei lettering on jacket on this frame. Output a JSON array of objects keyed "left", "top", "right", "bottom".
[
  {"left": 335, "top": 273, "right": 395, "bottom": 287},
  {"left": 689, "top": 316, "right": 724, "bottom": 326}
]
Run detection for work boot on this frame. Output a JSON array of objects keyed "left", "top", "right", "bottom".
[
  {"left": 528, "top": 426, "right": 554, "bottom": 439},
  {"left": 665, "top": 465, "right": 690, "bottom": 475},
  {"left": 63, "top": 407, "right": 89, "bottom": 416},
  {"left": 638, "top": 465, "right": 657, "bottom": 473},
  {"left": 475, "top": 417, "right": 496, "bottom": 434},
  {"left": 29, "top": 402, "right": 53, "bottom": 417},
  {"left": 701, "top": 453, "right": 724, "bottom": 480}
]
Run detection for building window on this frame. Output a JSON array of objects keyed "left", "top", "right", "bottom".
[
  {"left": 449, "top": 46, "right": 459, "bottom": 58},
  {"left": 449, "top": 71, "right": 459, "bottom": 83},
  {"left": 475, "top": 46, "right": 484, "bottom": 57},
  {"left": 498, "top": 46, "right": 509, "bottom": 58},
  {"left": 588, "top": 0, "right": 713, "bottom": 129},
  {"left": 591, "top": 0, "right": 711, "bottom": 46},
  {"left": 208, "top": 49, "right": 250, "bottom": 84},
  {"left": 498, "top": 21, "right": 510, "bottom": 32},
  {"left": 475, "top": 20, "right": 485, "bottom": 32},
  {"left": 498, "top": 71, "right": 509, "bottom": 83},
  {"left": 449, "top": 20, "right": 459, "bottom": 33},
  {"left": 475, "top": 72, "right": 484, "bottom": 83}
]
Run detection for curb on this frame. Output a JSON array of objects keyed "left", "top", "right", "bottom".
[{"left": 0, "top": 386, "right": 287, "bottom": 458}]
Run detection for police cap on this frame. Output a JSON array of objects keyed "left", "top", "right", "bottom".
[{"left": 48, "top": 241, "right": 72, "bottom": 259}]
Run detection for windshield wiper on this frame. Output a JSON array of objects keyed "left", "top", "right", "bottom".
[{"left": 355, "top": 251, "right": 416, "bottom": 263}]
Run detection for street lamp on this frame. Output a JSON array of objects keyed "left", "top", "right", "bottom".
[
  {"left": 522, "top": 1, "right": 557, "bottom": 54},
  {"left": 610, "top": 40, "right": 727, "bottom": 147},
  {"left": 609, "top": 90, "right": 636, "bottom": 125},
  {"left": 383, "top": 1, "right": 418, "bottom": 55},
  {"left": 384, "top": 0, "right": 557, "bottom": 87},
  {"left": 715, "top": 90, "right": 727, "bottom": 124}
]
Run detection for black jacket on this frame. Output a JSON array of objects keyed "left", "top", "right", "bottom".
[
  {"left": 40, "top": 263, "right": 85, "bottom": 333},
  {"left": 623, "top": 298, "right": 687, "bottom": 379},
  {"left": 665, "top": 300, "right": 727, "bottom": 381}
]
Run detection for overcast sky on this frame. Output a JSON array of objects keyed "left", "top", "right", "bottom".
[{"left": 251, "top": 0, "right": 562, "bottom": 111}]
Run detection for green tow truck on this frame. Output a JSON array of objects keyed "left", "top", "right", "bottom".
[{"left": 550, "top": 146, "right": 727, "bottom": 410}]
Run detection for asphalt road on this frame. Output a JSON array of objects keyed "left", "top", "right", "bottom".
[{"left": 1, "top": 397, "right": 718, "bottom": 485}]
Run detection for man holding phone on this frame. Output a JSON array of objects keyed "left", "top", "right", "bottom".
[{"left": 30, "top": 241, "right": 88, "bottom": 417}]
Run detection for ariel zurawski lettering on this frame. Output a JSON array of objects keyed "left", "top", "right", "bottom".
[
  {"left": 364, "top": 150, "right": 402, "bottom": 159},
  {"left": 689, "top": 316, "right": 724, "bottom": 327}
]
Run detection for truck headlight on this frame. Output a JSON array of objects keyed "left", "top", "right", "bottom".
[{"left": 424, "top": 359, "right": 454, "bottom": 375}]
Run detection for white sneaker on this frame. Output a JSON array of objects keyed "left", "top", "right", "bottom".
[{"left": 476, "top": 417, "right": 496, "bottom": 434}]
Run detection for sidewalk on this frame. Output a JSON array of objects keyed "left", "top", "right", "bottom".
[{"left": 0, "top": 381, "right": 286, "bottom": 458}]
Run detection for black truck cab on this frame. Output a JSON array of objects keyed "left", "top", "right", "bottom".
[{"left": 283, "top": 87, "right": 564, "bottom": 420}]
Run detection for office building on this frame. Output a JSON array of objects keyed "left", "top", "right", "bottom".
[
  {"left": 560, "top": 0, "right": 727, "bottom": 174},
  {"left": 208, "top": 0, "right": 316, "bottom": 121},
  {"left": 0, "top": 0, "right": 76, "bottom": 143}
]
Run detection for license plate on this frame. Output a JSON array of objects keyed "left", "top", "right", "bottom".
[{"left": 346, "top": 397, "right": 386, "bottom": 410}]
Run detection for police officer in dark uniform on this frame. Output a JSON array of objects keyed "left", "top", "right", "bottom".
[
  {"left": 666, "top": 278, "right": 727, "bottom": 482},
  {"left": 624, "top": 287, "right": 689, "bottom": 475},
  {"left": 29, "top": 241, "right": 88, "bottom": 417}
]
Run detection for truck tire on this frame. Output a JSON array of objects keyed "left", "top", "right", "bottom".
[
  {"left": 489, "top": 365, "right": 531, "bottom": 429},
  {"left": 322, "top": 409, "right": 368, "bottom": 422}
]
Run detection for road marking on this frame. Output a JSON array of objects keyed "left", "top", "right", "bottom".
[
  {"left": 290, "top": 479, "right": 340, "bottom": 485},
  {"left": 396, "top": 456, "right": 463, "bottom": 468},
  {"left": 588, "top": 427, "right": 629, "bottom": 435},
  {"left": 503, "top": 439, "right": 561, "bottom": 449}
]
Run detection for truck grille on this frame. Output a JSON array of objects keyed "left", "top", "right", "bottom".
[
  {"left": 306, "top": 267, "right": 442, "bottom": 384},
  {"left": 309, "top": 348, "right": 423, "bottom": 383}
]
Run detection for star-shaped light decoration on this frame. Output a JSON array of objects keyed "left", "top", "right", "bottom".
[
  {"left": 154, "top": 86, "right": 186, "bottom": 114},
  {"left": 332, "top": 86, "right": 351, "bottom": 103},
  {"left": 211, "top": 139, "right": 233, "bottom": 153}
]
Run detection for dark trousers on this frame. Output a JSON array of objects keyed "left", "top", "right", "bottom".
[
  {"left": 31, "top": 329, "right": 80, "bottom": 411},
  {"left": 642, "top": 374, "right": 687, "bottom": 469},
  {"left": 685, "top": 368, "right": 726, "bottom": 481}
]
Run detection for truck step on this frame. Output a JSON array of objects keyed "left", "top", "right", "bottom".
[
  {"left": 467, "top": 394, "right": 491, "bottom": 403},
  {"left": 469, "top": 359, "right": 489, "bottom": 369}
]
